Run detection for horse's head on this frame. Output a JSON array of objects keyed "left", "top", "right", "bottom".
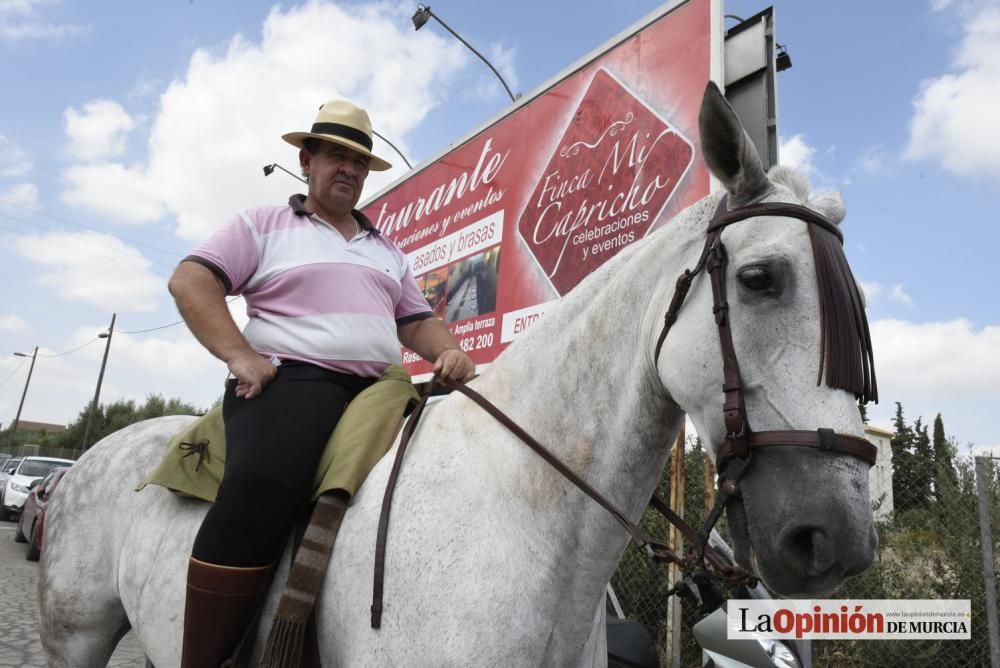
[{"left": 655, "top": 83, "right": 877, "bottom": 597}]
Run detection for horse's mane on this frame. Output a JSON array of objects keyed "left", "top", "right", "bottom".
[{"left": 768, "top": 165, "right": 812, "bottom": 203}]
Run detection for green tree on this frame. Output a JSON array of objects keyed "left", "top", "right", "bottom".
[
  {"left": 911, "top": 417, "right": 933, "bottom": 508},
  {"left": 890, "top": 402, "right": 918, "bottom": 512},
  {"left": 932, "top": 413, "right": 958, "bottom": 501},
  {"left": 47, "top": 394, "right": 203, "bottom": 452}
]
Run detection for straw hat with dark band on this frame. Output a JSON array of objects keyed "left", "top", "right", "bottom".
[{"left": 282, "top": 100, "right": 392, "bottom": 171}]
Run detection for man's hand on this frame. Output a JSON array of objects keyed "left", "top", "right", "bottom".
[
  {"left": 433, "top": 348, "right": 475, "bottom": 383},
  {"left": 228, "top": 353, "right": 278, "bottom": 399}
]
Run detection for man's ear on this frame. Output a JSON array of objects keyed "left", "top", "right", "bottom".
[{"left": 299, "top": 148, "right": 312, "bottom": 179}]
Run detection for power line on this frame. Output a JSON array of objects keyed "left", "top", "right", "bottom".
[
  {"left": 114, "top": 297, "right": 242, "bottom": 335},
  {"left": 0, "top": 359, "right": 26, "bottom": 389},
  {"left": 0, "top": 199, "right": 183, "bottom": 260},
  {"left": 37, "top": 337, "right": 101, "bottom": 358},
  {"left": 0, "top": 221, "right": 173, "bottom": 278},
  {"left": 0, "top": 212, "right": 177, "bottom": 270},
  {"left": 115, "top": 319, "right": 186, "bottom": 334}
]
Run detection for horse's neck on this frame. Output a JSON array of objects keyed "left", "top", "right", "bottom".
[{"left": 460, "top": 210, "right": 701, "bottom": 561}]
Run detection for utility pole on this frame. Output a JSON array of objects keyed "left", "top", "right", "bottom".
[
  {"left": 8, "top": 346, "right": 38, "bottom": 450},
  {"left": 82, "top": 313, "right": 116, "bottom": 451}
]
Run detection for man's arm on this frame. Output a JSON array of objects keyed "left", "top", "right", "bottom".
[
  {"left": 397, "top": 317, "right": 475, "bottom": 382},
  {"left": 168, "top": 261, "right": 276, "bottom": 399}
]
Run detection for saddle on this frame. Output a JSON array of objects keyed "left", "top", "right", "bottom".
[{"left": 137, "top": 364, "right": 419, "bottom": 502}]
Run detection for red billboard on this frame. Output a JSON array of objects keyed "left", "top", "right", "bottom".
[{"left": 361, "top": 0, "right": 718, "bottom": 380}]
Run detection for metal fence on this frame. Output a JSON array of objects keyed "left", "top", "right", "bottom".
[
  {"left": 609, "top": 439, "right": 1000, "bottom": 667},
  {"left": 0, "top": 444, "right": 80, "bottom": 461},
  {"left": 608, "top": 436, "right": 724, "bottom": 667}
]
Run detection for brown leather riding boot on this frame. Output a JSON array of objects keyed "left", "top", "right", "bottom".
[{"left": 181, "top": 557, "right": 273, "bottom": 668}]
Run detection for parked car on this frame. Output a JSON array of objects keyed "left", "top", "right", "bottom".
[
  {"left": 0, "top": 456, "right": 74, "bottom": 521},
  {"left": 0, "top": 454, "right": 11, "bottom": 471},
  {"left": 15, "top": 466, "right": 70, "bottom": 560},
  {"left": 0, "top": 457, "right": 22, "bottom": 516}
]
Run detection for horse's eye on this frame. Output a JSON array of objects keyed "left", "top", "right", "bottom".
[{"left": 738, "top": 266, "right": 772, "bottom": 292}]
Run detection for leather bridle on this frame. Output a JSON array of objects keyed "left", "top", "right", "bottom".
[
  {"left": 653, "top": 196, "right": 877, "bottom": 476},
  {"left": 370, "top": 195, "right": 878, "bottom": 626}
]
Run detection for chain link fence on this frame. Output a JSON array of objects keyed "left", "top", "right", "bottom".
[
  {"left": 0, "top": 444, "right": 80, "bottom": 461},
  {"left": 609, "top": 436, "right": 1000, "bottom": 667}
]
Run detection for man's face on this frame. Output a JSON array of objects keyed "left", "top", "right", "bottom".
[{"left": 301, "top": 141, "right": 371, "bottom": 213}]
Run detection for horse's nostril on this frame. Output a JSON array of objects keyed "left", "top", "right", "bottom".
[{"left": 781, "top": 526, "right": 836, "bottom": 575}]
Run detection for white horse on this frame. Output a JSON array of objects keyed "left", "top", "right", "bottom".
[{"left": 38, "top": 83, "right": 876, "bottom": 667}]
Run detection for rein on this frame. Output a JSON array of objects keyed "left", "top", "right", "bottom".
[{"left": 371, "top": 379, "right": 748, "bottom": 630}]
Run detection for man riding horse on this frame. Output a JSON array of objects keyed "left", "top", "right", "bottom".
[{"left": 167, "top": 100, "right": 474, "bottom": 666}]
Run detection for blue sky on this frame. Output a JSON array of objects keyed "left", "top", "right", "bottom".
[{"left": 0, "top": 0, "right": 997, "bottom": 453}]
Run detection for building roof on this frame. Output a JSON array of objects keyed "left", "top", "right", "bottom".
[
  {"left": 864, "top": 423, "right": 894, "bottom": 438},
  {"left": 14, "top": 420, "right": 66, "bottom": 434}
]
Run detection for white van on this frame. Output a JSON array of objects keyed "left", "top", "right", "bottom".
[{"left": 0, "top": 456, "right": 74, "bottom": 521}]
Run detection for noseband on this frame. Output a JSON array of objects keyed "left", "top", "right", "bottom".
[{"left": 653, "top": 196, "right": 877, "bottom": 478}]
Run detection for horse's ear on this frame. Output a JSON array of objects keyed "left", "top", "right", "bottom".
[{"left": 699, "top": 81, "right": 771, "bottom": 206}]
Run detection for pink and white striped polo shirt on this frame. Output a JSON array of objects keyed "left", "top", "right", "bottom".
[{"left": 186, "top": 195, "right": 432, "bottom": 378}]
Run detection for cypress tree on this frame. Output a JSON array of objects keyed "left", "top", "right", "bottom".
[
  {"left": 912, "top": 418, "right": 933, "bottom": 507},
  {"left": 932, "top": 413, "right": 958, "bottom": 500},
  {"left": 890, "top": 402, "right": 916, "bottom": 512}
]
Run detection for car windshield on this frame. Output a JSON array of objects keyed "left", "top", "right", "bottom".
[{"left": 18, "top": 460, "right": 72, "bottom": 478}]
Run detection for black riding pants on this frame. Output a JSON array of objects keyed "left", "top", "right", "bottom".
[{"left": 191, "top": 361, "right": 375, "bottom": 567}]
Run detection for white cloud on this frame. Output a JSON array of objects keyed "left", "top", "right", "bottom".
[
  {"left": 0, "top": 0, "right": 88, "bottom": 42},
  {"left": 0, "top": 325, "right": 226, "bottom": 430},
  {"left": 0, "top": 21, "right": 87, "bottom": 40},
  {"left": 889, "top": 284, "right": 914, "bottom": 306},
  {"left": 64, "top": 99, "right": 136, "bottom": 161},
  {"left": 0, "top": 0, "right": 47, "bottom": 18},
  {"left": 778, "top": 134, "right": 816, "bottom": 176},
  {"left": 13, "top": 230, "right": 164, "bottom": 311},
  {"left": 61, "top": 162, "right": 167, "bottom": 224},
  {"left": 906, "top": 7, "right": 1000, "bottom": 181},
  {"left": 0, "top": 181, "right": 37, "bottom": 208},
  {"left": 869, "top": 318, "right": 1000, "bottom": 397},
  {"left": 858, "top": 145, "right": 887, "bottom": 176},
  {"left": 858, "top": 281, "right": 913, "bottom": 307},
  {"left": 865, "top": 318, "right": 1000, "bottom": 449},
  {"left": 105, "top": 330, "right": 221, "bottom": 382},
  {"left": 0, "top": 134, "right": 33, "bottom": 178},
  {"left": 477, "top": 42, "right": 520, "bottom": 101},
  {"left": 0, "top": 314, "right": 29, "bottom": 332},
  {"left": 227, "top": 296, "right": 249, "bottom": 330},
  {"left": 859, "top": 280, "right": 882, "bottom": 303},
  {"left": 490, "top": 43, "right": 520, "bottom": 93},
  {"left": 57, "top": 2, "right": 467, "bottom": 240}
]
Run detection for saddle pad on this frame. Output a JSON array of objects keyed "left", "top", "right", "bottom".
[{"left": 136, "top": 364, "right": 419, "bottom": 502}]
